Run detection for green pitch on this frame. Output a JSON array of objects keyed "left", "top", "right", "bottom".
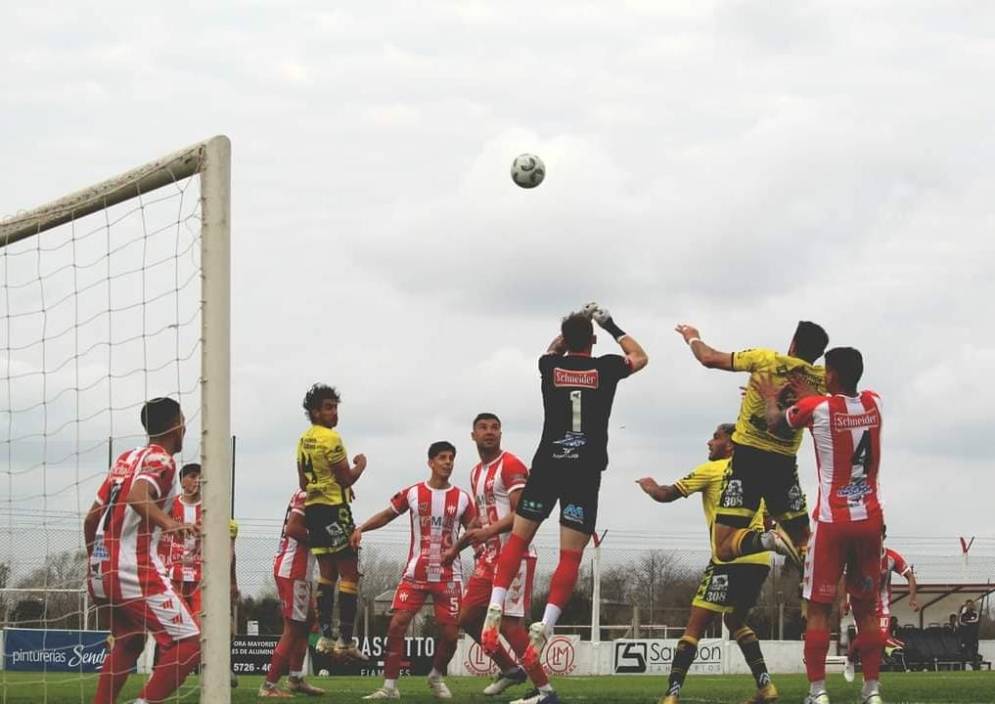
[{"left": 1, "top": 672, "right": 993, "bottom": 703}]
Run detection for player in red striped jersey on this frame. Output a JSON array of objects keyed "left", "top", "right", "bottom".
[
  {"left": 442, "top": 413, "right": 554, "bottom": 703},
  {"left": 843, "top": 527, "right": 919, "bottom": 683},
  {"left": 157, "top": 463, "right": 203, "bottom": 620},
  {"left": 755, "top": 347, "right": 886, "bottom": 704},
  {"left": 258, "top": 489, "right": 325, "bottom": 698},
  {"left": 351, "top": 441, "right": 475, "bottom": 700},
  {"left": 82, "top": 397, "right": 199, "bottom": 704}
]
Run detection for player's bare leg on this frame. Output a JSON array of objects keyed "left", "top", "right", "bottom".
[
  {"left": 260, "top": 619, "right": 312, "bottom": 697},
  {"left": 714, "top": 520, "right": 805, "bottom": 571},
  {"left": 520, "top": 524, "right": 590, "bottom": 670},
  {"left": 364, "top": 609, "right": 415, "bottom": 699},
  {"left": 725, "top": 612, "right": 778, "bottom": 704},
  {"left": 483, "top": 515, "right": 540, "bottom": 654}
]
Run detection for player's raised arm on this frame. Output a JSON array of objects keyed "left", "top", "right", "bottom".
[
  {"left": 675, "top": 324, "right": 733, "bottom": 370},
  {"left": 635, "top": 477, "right": 683, "bottom": 503},
  {"left": 332, "top": 453, "right": 367, "bottom": 489},
  {"left": 585, "top": 302, "right": 648, "bottom": 373},
  {"left": 545, "top": 334, "right": 567, "bottom": 356},
  {"left": 349, "top": 506, "right": 399, "bottom": 549}
]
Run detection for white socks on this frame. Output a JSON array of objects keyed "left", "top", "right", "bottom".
[
  {"left": 810, "top": 679, "right": 826, "bottom": 695},
  {"left": 541, "top": 604, "right": 563, "bottom": 630},
  {"left": 862, "top": 679, "right": 880, "bottom": 697},
  {"left": 428, "top": 668, "right": 444, "bottom": 680},
  {"left": 384, "top": 678, "right": 397, "bottom": 689},
  {"left": 489, "top": 589, "right": 507, "bottom": 609}
]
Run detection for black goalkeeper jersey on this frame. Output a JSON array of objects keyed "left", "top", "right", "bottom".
[{"left": 533, "top": 352, "right": 632, "bottom": 470}]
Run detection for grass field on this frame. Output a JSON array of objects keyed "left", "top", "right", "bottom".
[{"left": 2, "top": 672, "right": 994, "bottom": 704}]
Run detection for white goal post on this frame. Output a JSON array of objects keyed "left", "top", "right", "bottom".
[{"left": 1, "top": 135, "right": 231, "bottom": 702}]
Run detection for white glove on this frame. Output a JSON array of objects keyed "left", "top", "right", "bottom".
[
  {"left": 582, "top": 302, "right": 600, "bottom": 319},
  {"left": 582, "top": 302, "right": 612, "bottom": 325}
]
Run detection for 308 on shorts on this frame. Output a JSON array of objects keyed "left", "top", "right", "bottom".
[
  {"left": 692, "top": 561, "right": 771, "bottom": 614},
  {"left": 715, "top": 442, "right": 808, "bottom": 527},
  {"left": 516, "top": 459, "right": 602, "bottom": 535},
  {"left": 276, "top": 575, "right": 312, "bottom": 623},
  {"left": 390, "top": 577, "right": 462, "bottom": 624},
  {"left": 305, "top": 502, "right": 357, "bottom": 556}
]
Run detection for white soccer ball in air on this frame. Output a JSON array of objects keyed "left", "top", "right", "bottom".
[
  {"left": 318, "top": 669, "right": 330, "bottom": 677},
  {"left": 510, "top": 153, "right": 545, "bottom": 189}
]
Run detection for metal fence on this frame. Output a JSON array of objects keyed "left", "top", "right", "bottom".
[{"left": 2, "top": 516, "right": 993, "bottom": 642}]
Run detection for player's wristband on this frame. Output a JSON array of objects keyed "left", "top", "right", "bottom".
[
  {"left": 601, "top": 318, "right": 627, "bottom": 342},
  {"left": 686, "top": 337, "right": 701, "bottom": 346}
]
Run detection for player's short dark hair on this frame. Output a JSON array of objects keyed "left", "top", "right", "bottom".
[
  {"left": 561, "top": 312, "right": 594, "bottom": 352},
  {"left": 303, "top": 383, "right": 340, "bottom": 418},
  {"left": 428, "top": 441, "right": 456, "bottom": 459},
  {"left": 717, "top": 423, "right": 736, "bottom": 438},
  {"left": 180, "top": 463, "right": 201, "bottom": 478},
  {"left": 792, "top": 321, "right": 829, "bottom": 363},
  {"left": 473, "top": 412, "right": 501, "bottom": 428},
  {"left": 825, "top": 347, "right": 863, "bottom": 389},
  {"left": 140, "top": 397, "right": 182, "bottom": 437}
]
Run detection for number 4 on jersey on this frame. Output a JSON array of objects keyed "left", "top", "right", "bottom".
[{"left": 850, "top": 430, "right": 871, "bottom": 478}]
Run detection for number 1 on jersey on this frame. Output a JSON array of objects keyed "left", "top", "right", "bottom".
[{"left": 570, "top": 390, "right": 582, "bottom": 432}]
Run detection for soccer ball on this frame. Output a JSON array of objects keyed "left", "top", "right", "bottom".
[
  {"left": 510, "top": 153, "right": 545, "bottom": 189},
  {"left": 318, "top": 669, "right": 330, "bottom": 677}
]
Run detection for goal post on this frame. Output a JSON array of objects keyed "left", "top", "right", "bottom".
[{"left": 1, "top": 135, "right": 232, "bottom": 702}]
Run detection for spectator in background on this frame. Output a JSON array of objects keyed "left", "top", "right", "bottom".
[
  {"left": 958, "top": 599, "right": 981, "bottom": 668},
  {"left": 946, "top": 614, "right": 959, "bottom": 631}
]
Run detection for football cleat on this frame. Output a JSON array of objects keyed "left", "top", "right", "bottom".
[
  {"left": 658, "top": 696, "right": 680, "bottom": 704},
  {"left": 362, "top": 686, "right": 401, "bottom": 700},
  {"left": 314, "top": 636, "right": 336, "bottom": 654},
  {"left": 510, "top": 689, "right": 561, "bottom": 704},
  {"left": 427, "top": 675, "right": 452, "bottom": 700},
  {"left": 803, "top": 692, "right": 830, "bottom": 704},
  {"left": 742, "top": 682, "right": 779, "bottom": 703},
  {"left": 862, "top": 693, "right": 883, "bottom": 704},
  {"left": 522, "top": 622, "right": 549, "bottom": 671},
  {"left": 481, "top": 604, "right": 504, "bottom": 654},
  {"left": 287, "top": 675, "right": 325, "bottom": 696},
  {"left": 333, "top": 638, "right": 370, "bottom": 662},
  {"left": 257, "top": 682, "right": 293, "bottom": 698},
  {"left": 482, "top": 666, "right": 527, "bottom": 695},
  {"left": 769, "top": 524, "right": 803, "bottom": 571}
]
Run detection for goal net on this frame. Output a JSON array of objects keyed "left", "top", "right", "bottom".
[{"left": 1, "top": 136, "right": 231, "bottom": 702}]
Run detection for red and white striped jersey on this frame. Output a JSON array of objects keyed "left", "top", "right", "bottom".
[
  {"left": 879, "top": 547, "right": 911, "bottom": 615},
  {"left": 274, "top": 490, "right": 315, "bottom": 581},
  {"left": 157, "top": 497, "right": 202, "bottom": 583},
  {"left": 787, "top": 391, "right": 883, "bottom": 523},
  {"left": 87, "top": 445, "right": 178, "bottom": 602},
  {"left": 468, "top": 452, "right": 535, "bottom": 569},
  {"left": 390, "top": 482, "right": 474, "bottom": 583}
]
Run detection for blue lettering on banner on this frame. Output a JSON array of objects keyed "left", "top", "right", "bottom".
[{"left": 3, "top": 629, "right": 123, "bottom": 673}]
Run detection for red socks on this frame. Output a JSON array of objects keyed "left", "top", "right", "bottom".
[
  {"left": 384, "top": 634, "right": 405, "bottom": 680},
  {"left": 139, "top": 637, "right": 200, "bottom": 703},
  {"left": 804, "top": 629, "right": 830, "bottom": 683},
  {"left": 266, "top": 638, "right": 293, "bottom": 684},
  {"left": 855, "top": 630, "right": 884, "bottom": 681},
  {"left": 493, "top": 533, "right": 530, "bottom": 591},
  {"left": 93, "top": 634, "right": 144, "bottom": 703},
  {"left": 548, "top": 549, "right": 583, "bottom": 608},
  {"left": 504, "top": 620, "right": 550, "bottom": 687}
]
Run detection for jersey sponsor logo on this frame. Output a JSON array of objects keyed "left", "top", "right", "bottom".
[
  {"left": 722, "top": 480, "right": 744, "bottom": 508},
  {"left": 562, "top": 504, "right": 585, "bottom": 524},
  {"left": 552, "top": 431, "right": 586, "bottom": 459},
  {"left": 520, "top": 498, "right": 545, "bottom": 514},
  {"left": 446, "top": 504, "right": 457, "bottom": 515},
  {"left": 704, "top": 573, "right": 729, "bottom": 604},
  {"left": 553, "top": 368, "right": 600, "bottom": 389},
  {"left": 833, "top": 410, "right": 880, "bottom": 430},
  {"left": 836, "top": 478, "right": 872, "bottom": 503}
]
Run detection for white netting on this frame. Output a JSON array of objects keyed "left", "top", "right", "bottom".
[{"left": 1, "top": 157, "right": 206, "bottom": 699}]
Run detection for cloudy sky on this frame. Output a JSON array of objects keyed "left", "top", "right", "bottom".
[{"left": 3, "top": 1, "right": 994, "bottom": 563}]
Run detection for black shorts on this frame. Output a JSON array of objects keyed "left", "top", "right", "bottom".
[
  {"left": 715, "top": 442, "right": 808, "bottom": 528},
  {"left": 516, "top": 458, "right": 602, "bottom": 535},
  {"left": 305, "top": 503, "right": 357, "bottom": 557},
  {"left": 692, "top": 561, "right": 771, "bottom": 614}
]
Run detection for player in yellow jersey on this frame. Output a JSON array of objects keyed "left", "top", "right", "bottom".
[
  {"left": 638, "top": 424, "right": 777, "bottom": 704},
  {"left": 297, "top": 383, "right": 368, "bottom": 659},
  {"left": 674, "top": 321, "right": 828, "bottom": 569}
]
